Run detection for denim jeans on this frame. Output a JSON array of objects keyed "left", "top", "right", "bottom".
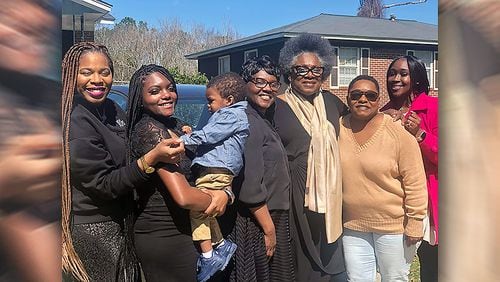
[{"left": 342, "top": 228, "right": 417, "bottom": 282}]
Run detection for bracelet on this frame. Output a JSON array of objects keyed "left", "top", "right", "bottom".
[
  {"left": 140, "top": 156, "right": 155, "bottom": 174},
  {"left": 416, "top": 130, "right": 427, "bottom": 143},
  {"left": 222, "top": 187, "right": 235, "bottom": 205}
]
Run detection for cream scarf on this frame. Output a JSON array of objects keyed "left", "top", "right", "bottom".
[{"left": 283, "top": 87, "right": 343, "bottom": 243}]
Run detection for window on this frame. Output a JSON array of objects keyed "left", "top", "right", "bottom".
[
  {"left": 339, "top": 48, "right": 358, "bottom": 86},
  {"left": 218, "top": 55, "right": 230, "bottom": 74},
  {"left": 407, "top": 50, "right": 438, "bottom": 89},
  {"left": 361, "top": 48, "right": 370, "bottom": 75},
  {"left": 330, "top": 47, "right": 369, "bottom": 87},
  {"left": 434, "top": 51, "right": 438, "bottom": 89},
  {"left": 244, "top": 49, "right": 258, "bottom": 63},
  {"left": 331, "top": 47, "right": 339, "bottom": 87}
]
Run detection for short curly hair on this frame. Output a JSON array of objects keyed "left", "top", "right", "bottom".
[
  {"left": 279, "top": 33, "right": 335, "bottom": 83},
  {"left": 207, "top": 72, "right": 247, "bottom": 103},
  {"left": 240, "top": 55, "right": 280, "bottom": 83}
]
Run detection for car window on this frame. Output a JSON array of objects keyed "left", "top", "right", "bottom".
[{"left": 108, "top": 84, "right": 210, "bottom": 130}]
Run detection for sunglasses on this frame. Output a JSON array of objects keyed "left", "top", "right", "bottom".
[
  {"left": 349, "top": 90, "right": 379, "bottom": 102},
  {"left": 292, "top": 65, "right": 324, "bottom": 77},
  {"left": 250, "top": 78, "right": 281, "bottom": 91}
]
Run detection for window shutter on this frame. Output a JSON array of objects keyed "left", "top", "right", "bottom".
[
  {"left": 361, "top": 48, "right": 370, "bottom": 75},
  {"left": 331, "top": 47, "right": 339, "bottom": 87}
]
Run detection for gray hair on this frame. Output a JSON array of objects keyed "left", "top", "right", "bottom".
[{"left": 278, "top": 33, "right": 335, "bottom": 83}]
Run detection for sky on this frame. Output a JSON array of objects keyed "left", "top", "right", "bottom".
[{"left": 104, "top": 0, "right": 438, "bottom": 37}]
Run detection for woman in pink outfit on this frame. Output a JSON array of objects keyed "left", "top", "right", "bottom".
[{"left": 381, "top": 55, "right": 438, "bottom": 282}]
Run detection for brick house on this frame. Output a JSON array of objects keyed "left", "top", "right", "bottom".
[
  {"left": 62, "top": 0, "right": 114, "bottom": 55},
  {"left": 186, "top": 14, "right": 438, "bottom": 105}
]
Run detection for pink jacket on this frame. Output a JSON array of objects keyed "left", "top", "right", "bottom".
[{"left": 382, "top": 93, "right": 439, "bottom": 243}]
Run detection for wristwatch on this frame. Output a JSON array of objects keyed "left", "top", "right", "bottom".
[
  {"left": 140, "top": 156, "right": 155, "bottom": 174},
  {"left": 222, "top": 187, "right": 235, "bottom": 205},
  {"left": 416, "top": 130, "right": 427, "bottom": 143}
]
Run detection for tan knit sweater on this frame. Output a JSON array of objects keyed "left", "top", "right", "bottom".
[{"left": 339, "top": 114, "right": 427, "bottom": 237}]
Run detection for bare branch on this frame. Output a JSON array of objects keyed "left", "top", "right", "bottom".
[{"left": 383, "top": 0, "right": 427, "bottom": 9}]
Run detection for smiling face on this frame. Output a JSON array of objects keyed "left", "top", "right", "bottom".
[
  {"left": 347, "top": 79, "right": 380, "bottom": 121},
  {"left": 206, "top": 87, "right": 232, "bottom": 113},
  {"left": 387, "top": 58, "right": 412, "bottom": 99},
  {"left": 290, "top": 52, "right": 323, "bottom": 96},
  {"left": 142, "top": 72, "right": 177, "bottom": 117},
  {"left": 76, "top": 51, "right": 113, "bottom": 105},
  {"left": 246, "top": 70, "right": 280, "bottom": 113}
]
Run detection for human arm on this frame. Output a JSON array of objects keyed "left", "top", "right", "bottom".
[
  {"left": 402, "top": 110, "right": 438, "bottom": 166},
  {"left": 179, "top": 111, "right": 245, "bottom": 146},
  {"left": 156, "top": 165, "right": 213, "bottom": 211},
  {"left": 398, "top": 129, "right": 428, "bottom": 242},
  {"left": 250, "top": 204, "right": 276, "bottom": 257},
  {"left": 239, "top": 115, "right": 276, "bottom": 255},
  {"left": 132, "top": 119, "right": 228, "bottom": 215},
  {"left": 238, "top": 115, "right": 268, "bottom": 205},
  {"left": 137, "top": 138, "right": 184, "bottom": 170},
  {"left": 417, "top": 108, "right": 438, "bottom": 166}
]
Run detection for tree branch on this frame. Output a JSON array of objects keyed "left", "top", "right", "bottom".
[{"left": 383, "top": 0, "right": 427, "bottom": 9}]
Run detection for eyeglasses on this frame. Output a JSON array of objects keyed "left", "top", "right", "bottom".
[
  {"left": 250, "top": 78, "right": 281, "bottom": 91},
  {"left": 292, "top": 65, "right": 324, "bottom": 77},
  {"left": 349, "top": 90, "right": 379, "bottom": 102}
]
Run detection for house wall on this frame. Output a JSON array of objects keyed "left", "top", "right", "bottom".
[
  {"left": 62, "top": 30, "right": 95, "bottom": 56},
  {"left": 324, "top": 45, "right": 438, "bottom": 107},
  {"left": 197, "top": 39, "right": 285, "bottom": 80},
  {"left": 196, "top": 39, "right": 438, "bottom": 109}
]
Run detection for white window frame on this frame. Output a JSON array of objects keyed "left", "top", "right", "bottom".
[
  {"left": 243, "top": 49, "right": 258, "bottom": 63},
  {"left": 360, "top": 48, "right": 370, "bottom": 76},
  {"left": 330, "top": 47, "right": 339, "bottom": 88},
  {"left": 218, "top": 55, "right": 230, "bottom": 75},
  {"left": 407, "top": 50, "right": 437, "bottom": 90},
  {"left": 331, "top": 47, "right": 367, "bottom": 88},
  {"left": 434, "top": 51, "right": 438, "bottom": 90}
]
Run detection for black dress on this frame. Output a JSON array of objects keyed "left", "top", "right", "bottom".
[
  {"left": 274, "top": 92, "right": 348, "bottom": 282},
  {"left": 131, "top": 113, "right": 198, "bottom": 282},
  {"left": 216, "top": 103, "right": 294, "bottom": 282}
]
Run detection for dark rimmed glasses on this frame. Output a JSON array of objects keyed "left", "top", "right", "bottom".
[
  {"left": 292, "top": 65, "right": 324, "bottom": 77},
  {"left": 250, "top": 78, "right": 281, "bottom": 91},
  {"left": 349, "top": 90, "right": 379, "bottom": 102}
]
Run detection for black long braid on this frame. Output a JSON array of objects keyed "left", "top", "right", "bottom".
[
  {"left": 61, "top": 42, "right": 114, "bottom": 282},
  {"left": 125, "top": 64, "right": 177, "bottom": 163}
]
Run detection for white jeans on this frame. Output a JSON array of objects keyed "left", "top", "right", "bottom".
[{"left": 342, "top": 228, "right": 418, "bottom": 282}]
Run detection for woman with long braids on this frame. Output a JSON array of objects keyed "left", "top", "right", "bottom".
[
  {"left": 126, "top": 64, "right": 230, "bottom": 282},
  {"left": 61, "top": 42, "right": 183, "bottom": 281},
  {"left": 274, "top": 33, "right": 349, "bottom": 281}
]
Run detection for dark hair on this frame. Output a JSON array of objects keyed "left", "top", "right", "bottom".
[
  {"left": 386, "top": 55, "right": 430, "bottom": 100},
  {"left": 126, "top": 64, "right": 177, "bottom": 160},
  {"left": 206, "top": 72, "right": 246, "bottom": 103},
  {"left": 278, "top": 33, "right": 334, "bottom": 83},
  {"left": 240, "top": 55, "right": 280, "bottom": 83},
  {"left": 61, "top": 41, "right": 114, "bottom": 282},
  {"left": 348, "top": 75, "right": 380, "bottom": 93}
]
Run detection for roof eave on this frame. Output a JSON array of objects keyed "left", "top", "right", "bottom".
[
  {"left": 185, "top": 33, "right": 286, "bottom": 59},
  {"left": 185, "top": 32, "right": 437, "bottom": 60}
]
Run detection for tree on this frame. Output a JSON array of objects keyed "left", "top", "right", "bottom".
[
  {"left": 358, "top": 0, "right": 385, "bottom": 18},
  {"left": 357, "top": 0, "right": 428, "bottom": 18},
  {"left": 94, "top": 17, "right": 239, "bottom": 83}
]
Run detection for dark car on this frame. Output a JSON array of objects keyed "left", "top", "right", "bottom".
[{"left": 108, "top": 84, "right": 210, "bottom": 130}]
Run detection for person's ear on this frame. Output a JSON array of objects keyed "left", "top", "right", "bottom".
[{"left": 226, "top": 95, "right": 234, "bottom": 105}]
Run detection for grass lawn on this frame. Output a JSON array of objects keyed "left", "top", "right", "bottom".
[{"left": 409, "top": 255, "right": 421, "bottom": 282}]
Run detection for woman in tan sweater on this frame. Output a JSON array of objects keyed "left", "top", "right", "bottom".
[{"left": 339, "top": 75, "right": 427, "bottom": 282}]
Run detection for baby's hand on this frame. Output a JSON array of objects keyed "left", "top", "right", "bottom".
[{"left": 181, "top": 125, "right": 192, "bottom": 134}]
